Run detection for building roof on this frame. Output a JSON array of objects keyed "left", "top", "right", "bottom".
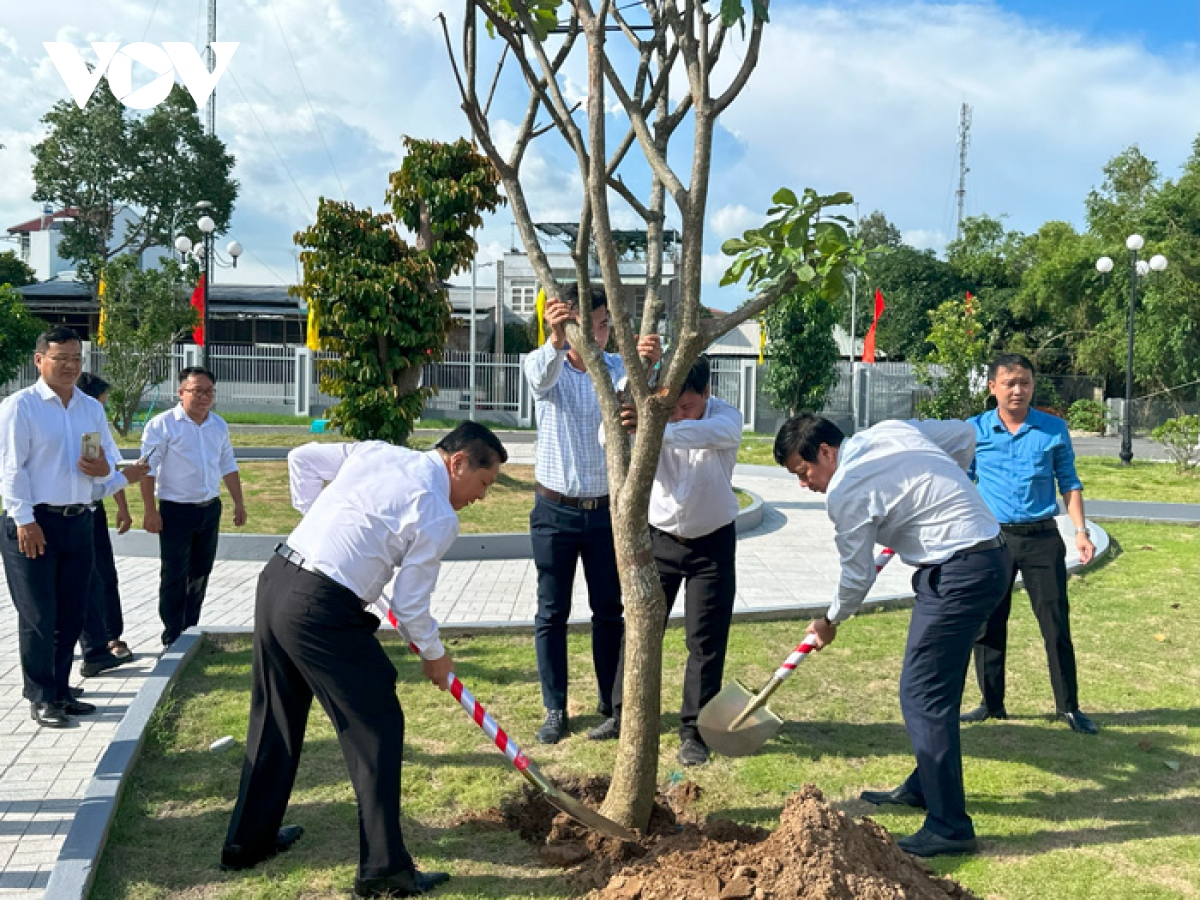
[
  {"left": 16, "top": 280, "right": 303, "bottom": 318},
  {"left": 6, "top": 208, "right": 81, "bottom": 235}
]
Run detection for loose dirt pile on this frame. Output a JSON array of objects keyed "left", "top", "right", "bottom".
[{"left": 458, "top": 778, "right": 978, "bottom": 899}]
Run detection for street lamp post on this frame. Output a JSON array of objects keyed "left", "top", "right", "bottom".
[
  {"left": 1096, "top": 235, "right": 1167, "bottom": 466},
  {"left": 173, "top": 202, "right": 243, "bottom": 368},
  {"left": 468, "top": 256, "right": 497, "bottom": 422}
]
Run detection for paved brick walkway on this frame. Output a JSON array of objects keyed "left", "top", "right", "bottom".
[{"left": 0, "top": 463, "right": 1112, "bottom": 897}]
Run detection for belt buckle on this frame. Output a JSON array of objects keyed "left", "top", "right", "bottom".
[
  {"left": 580, "top": 498, "right": 598, "bottom": 511},
  {"left": 65, "top": 504, "right": 88, "bottom": 517}
]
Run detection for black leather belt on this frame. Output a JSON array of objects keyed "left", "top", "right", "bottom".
[
  {"left": 36, "top": 503, "right": 92, "bottom": 517},
  {"left": 535, "top": 483, "right": 609, "bottom": 510},
  {"left": 162, "top": 497, "right": 220, "bottom": 508},
  {"left": 950, "top": 534, "right": 1006, "bottom": 559},
  {"left": 275, "top": 542, "right": 311, "bottom": 570},
  {"left": 1001, "top": 518, "right": 1057, "bottom": 536}
]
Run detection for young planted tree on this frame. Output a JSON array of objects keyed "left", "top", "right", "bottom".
[
  {"left": 97, "top": 254, "right": 197, "bottom": 435},
  {"left": 442, "top": 0, "right": 858, "bottom": 828},
  {"left": 294, "top": 137, "right": 502, "bottom": 444}
]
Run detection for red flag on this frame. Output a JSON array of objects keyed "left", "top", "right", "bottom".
[
  {"left": 190, "top": 274, "right": 206, "bottom": 345},
  {"left": 861, "top": 287, "right": 886, "bottom": 364}
]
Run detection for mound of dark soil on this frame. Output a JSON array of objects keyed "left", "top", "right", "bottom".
[{"left": 456, "top": 779, "right": 978, "bottom": 899}]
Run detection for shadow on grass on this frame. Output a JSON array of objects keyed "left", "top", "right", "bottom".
[{"left": 92, "top": 798, "right": 569, "bottom": 899}]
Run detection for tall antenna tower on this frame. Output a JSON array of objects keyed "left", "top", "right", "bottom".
[
  {"left": 204, "top": 0, "right": 217, "bottom": 136},
  {"left": 955, "top": 102, "right": 972, "bottom": 241}
]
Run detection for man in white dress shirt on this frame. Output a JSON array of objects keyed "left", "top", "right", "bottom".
[
  {"left": 221, "top": 422, "right": 505, "bottom": 899},
  {"left": 774, "top": 414, "right": 1009, "bottom": 858},
  {"left": 589, "top": 357, "right": 743, "bottom": 767},
  {"left": 139, "top": 366, "right": 246, "bottom": 647},
  {"left": 0, "top": 327, "right": 149, "bottom": 728}
]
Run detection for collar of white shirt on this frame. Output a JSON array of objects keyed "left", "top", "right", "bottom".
[{"left": 34, "top": 379, "right": 82, "bottom": 407}]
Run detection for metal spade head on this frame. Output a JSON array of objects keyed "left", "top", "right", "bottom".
[
  {"left": 520, "top": 762, "right": 638, "bottom": 843},
  {"left": 697, "top": 680, "right": 784, "bottom": 758}
]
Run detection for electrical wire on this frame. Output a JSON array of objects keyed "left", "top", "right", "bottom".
[
  {"left": 225, "top": 67, "right": 316, "bottom": 220},
  {"left": 267, "top": 0, "right": 348, "bottom": 200}
]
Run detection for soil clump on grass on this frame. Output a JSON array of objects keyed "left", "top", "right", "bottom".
[{"left": 459, "top": 778, "right": 978, "bottom": 899}]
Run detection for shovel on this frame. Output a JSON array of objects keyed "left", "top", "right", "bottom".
[
  {"left": 386, "top": 612, "right": 637, "bottom": 843},
  {"left": 698, "top": 548, "right": 896, "bottom": 757}
]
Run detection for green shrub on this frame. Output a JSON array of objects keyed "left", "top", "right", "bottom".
[
  {"left": 1067, "top": 398, "right": 1106, "bottom": 434},
  {"left": 1150, "top": 414, "right": 1199, "bottom": 472}
]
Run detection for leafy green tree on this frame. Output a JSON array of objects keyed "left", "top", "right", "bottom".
[
  {"left": 915, "top": 297, "right": 989, "bottom": 419},
  {"left": 761, "top": 291, "right": 840, "bottom": 415},
  {"left": 0, "top": 286, "right": 46, "bottom": 385},
  {"left": 31, "top": 81, "right": 237, "bottom": 283},
  {"left": 0, "top": 251, "right": 37, "bottom": 288},
  {"left": 98, "top": 254, "right": 197, "bottom": 435},
  {"left": 295, "top": 137, "right": 502, "bottom": 445},
  {"left": 860, "top": 244, "right": 963, "bottom": 360},
  {"left": 857, "top": 209, "right": 904, "bottom": 251},
  {"left": 1086, "top": 146, "right": 1159, "bottom": 244}
]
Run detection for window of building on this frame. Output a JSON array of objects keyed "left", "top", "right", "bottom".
[{"left": 511, "top": 284, "right": 537, "bottom": 314}]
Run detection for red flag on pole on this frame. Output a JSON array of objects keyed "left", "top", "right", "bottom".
[
  {"left": 190, "top": 274, "right": 206, "bottom": 345},
  {"left": 861, "top": 287, "right": 886, "bottom": 364}
]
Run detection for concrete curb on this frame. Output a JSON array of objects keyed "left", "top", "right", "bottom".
[
  {"left": 104, "top": 489, "right": 766, "bottom": 561},
  {"left": 44, "top": 632, "right": 205, "bottom": 900}
]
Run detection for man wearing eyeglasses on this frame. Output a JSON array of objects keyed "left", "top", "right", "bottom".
[
  {"left": 140, "top": 366, "right": 246, "bottom": 648},
  {"left": 0, "top": 327, "right": 150, "bottom": 727}
]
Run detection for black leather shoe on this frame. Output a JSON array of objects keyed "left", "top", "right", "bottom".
[
  {"left": 677, "top": 738, "right": 710, "bottom": 767},
  {"left": 63, "top": 700, "right": 97, "bottom": 715},
  {"left": 80, "top": 652, "right": 130, "bottom": 679},
  {"left": 960, "top": 704, "right": 1007, "bottom": 724},
  {"left": 354, "top": 868, "right": 450, "bottom": 898},
  {"left": 70, "top": 686, "right": 84, "bottom": 699},
  {"left": 536, "top": 710, "right": 568, "bottom": 744},
  {"left": 897, "top": 827, "right": 978, "bottom": 857},
  {"left": 1060, "top": 709, "right": 1098, "bottom": 735},
  {"left": 586, "top": 715, "right": 620, "bottom": 741},
  {"left": 220, "top": 824, "right": 305, "bottom": 871},
  {"left": 30, "top": 702, "right": 69, "bottom": 728},
  {"left": 859, "top": 784, "right": 926, "bottom": 810}
]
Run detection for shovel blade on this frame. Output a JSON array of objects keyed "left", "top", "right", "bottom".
[
  {"left": 697, "top": 680, "right": 783, "bottom": 758},
  {"left": 522, "top": 763, "right": 638, "bottom": 843}
]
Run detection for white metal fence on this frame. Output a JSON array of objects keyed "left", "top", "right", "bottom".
[{"left": 422, "top": 351, "right": 531, "bottom": 426}]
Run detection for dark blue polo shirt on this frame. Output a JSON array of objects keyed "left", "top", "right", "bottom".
[{"left": 968, "top": 408, "right": 1084, "bottom": 524}]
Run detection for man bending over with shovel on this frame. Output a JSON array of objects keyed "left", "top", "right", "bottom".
[
  {"left": 774, "top": 415, "right": 1009, "bottom": 858},
  {"left": 221, "top": 422, "right": 506, "bottom": 898}
]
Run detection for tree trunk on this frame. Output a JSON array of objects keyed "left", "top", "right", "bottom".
[{"left": 600, "top": 499, "right": 667, "bottom": 830}]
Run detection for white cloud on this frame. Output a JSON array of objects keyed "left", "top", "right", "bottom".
[{"left": 709, "top": 204, "right": 761, "bottom": 240}]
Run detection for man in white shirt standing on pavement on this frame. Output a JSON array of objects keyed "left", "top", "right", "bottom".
[
  {"left": 589, "top": 356, "right": 744, "bottom": 767},
  {"left": 774, "top": 414, "right": 1009, "bottom": 858},
  {"left": 140, "top": 366, "right": 246, "bottom": 648},
  {"left": 523, "top": 283, "right": 660, "bottom": 744},
  {"left": 221, "top": 422, "right": 506, "bottom": 900},
  {"left": 0, "top": 327, "right": 149, "bottom": 728}
]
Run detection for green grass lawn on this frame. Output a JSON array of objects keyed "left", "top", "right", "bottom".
[{"left": 88, "top": 522, "right": 1199, "bottom": 899}]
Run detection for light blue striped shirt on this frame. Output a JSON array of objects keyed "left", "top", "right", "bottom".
[{"left": 525, "top": 339, "right": 625, "bottom": 497}]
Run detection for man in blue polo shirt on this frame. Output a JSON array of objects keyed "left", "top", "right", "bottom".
[{"left": 962, "top": 353, "right": 1098, "bottom": 735}]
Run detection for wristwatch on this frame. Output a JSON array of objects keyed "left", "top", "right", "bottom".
[{"left": 1075, "top": 527, "right": 1089, "bottom": 537}]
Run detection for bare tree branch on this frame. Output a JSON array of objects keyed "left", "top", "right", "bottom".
[{"left": 713, "top": 4, "right": 767, "bottom": 116}]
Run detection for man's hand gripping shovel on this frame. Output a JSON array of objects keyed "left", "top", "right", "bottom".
[
  {"left": 384, "top": 611, "right": 636, "bottom": 843},
  {"left": 697, "top": 549, "right": 896, "bottom": 758}
]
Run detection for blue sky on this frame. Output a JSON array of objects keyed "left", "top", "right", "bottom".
[{"left": 0, "top": 1, "right": 1196, "bottom": 309}]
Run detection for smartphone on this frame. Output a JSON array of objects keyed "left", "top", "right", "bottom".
[{"left": 81, "top": 432, "right": 102, "bottom": 460}]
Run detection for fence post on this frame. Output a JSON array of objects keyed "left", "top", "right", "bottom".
[
  {"left": 517, "top": 354, "right": 532, "bottom": 427},
  {"left": 294, "top": 348, "right": 311, "bottom": 417},
  {"left": 183, "top": 344, "right": 200, "bottom": 370}
]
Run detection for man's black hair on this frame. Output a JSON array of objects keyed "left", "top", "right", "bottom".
[
  {"left": 773, "top": 414, "right": 846, "bottom": 466},
  {"left": 35, "top": 326, "right": 81, "bottom": 353},
  {"left": 77, "top": 372, "right": 110, "bottom": 400},
  {"left": 436, "top": 421, "right": 508, "bottom": 469},
  {"left": 178, "top": 366, "right": 217, "bottom": 385},
  {"left": 559, "top": 282, "right": 608, "bottom": 311},
  {"left": 681, "top": 355, "right": 711, "bottom": 396},
  {"left": 988, "top": 353, "right": 1035, "bottom": 380}
]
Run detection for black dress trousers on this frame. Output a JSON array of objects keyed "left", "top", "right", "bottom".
[
  {"left": 224, "top": 554, "right": 415, "bottom": 880},
  {"left": 157, "top": 497, "right": 222, "bottom": 646},
  {"left": 0, "top": 507, "right": 95, "bottom": 703},
  {"left": 971, "top": 526, "right": 1079, "bottom": 713}
]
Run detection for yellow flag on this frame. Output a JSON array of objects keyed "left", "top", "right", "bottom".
[
  {"left": 96, "top": 274, "right": 108, "bottom": 348},
  {"left": 535, "top": 288, "right": 547, "bottom": 346},
  {"left": 758, "top": 320, "right": 766, "bottom": 365},
  {"left": 306, "top": 297, "right": 320, "bottom": 351}
]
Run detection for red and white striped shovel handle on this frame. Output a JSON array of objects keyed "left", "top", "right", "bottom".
[
  {"left": 387, "top": 611, "right": 531, "bottom": 773},
  {"left": 770, "top": 547, "right": 896, "bottom": 682}
]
